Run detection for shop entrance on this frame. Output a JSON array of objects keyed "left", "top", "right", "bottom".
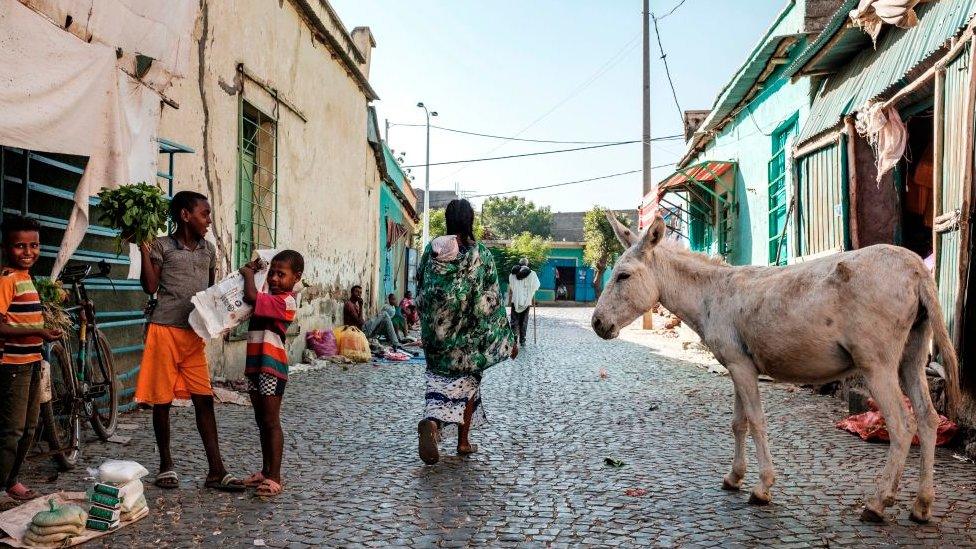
[
  {"left": 554, "top": 266, "right": 576, "bottom": 301},
  {"left": 899, "top": 110, "right": 935, "bottom": 261}
]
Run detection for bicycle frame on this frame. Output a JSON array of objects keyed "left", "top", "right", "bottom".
[{"left": 62, "top": 278, "right": 109, "bottom": 401}]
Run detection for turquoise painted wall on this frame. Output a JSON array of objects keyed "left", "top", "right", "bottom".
[
  {"left": 379, "top": 182, "right": 408, "bottom": 301},
  {"left": 688, "top": 2, "right": 812, "bottom": 267}
]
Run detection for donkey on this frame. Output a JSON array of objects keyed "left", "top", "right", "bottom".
[{"left": 591, "top": 213, "right": 961, "bottom": 523}]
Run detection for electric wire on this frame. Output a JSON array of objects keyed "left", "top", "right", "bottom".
[
  {"left": 403, "top": 141, "right": 638, "bottom": 168},
  {"left": 424, "top": 163, "right": 677, "bottom": 205},
  {"left": 389, "top": 123, "right": 681, "bottom": 145}
]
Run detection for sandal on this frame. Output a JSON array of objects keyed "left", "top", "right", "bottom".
[
  {"left": 417, "top": 419, "right": 440, "bottom": 465},
  {"left": 243, "top": 472, "right": 266, "bottom": 488},
  {"left": 255, "top": 479, "right": 283, "bottom": 498},
  {"left": 6, "top": 482, "right": 39, "bottom": 501},
  {"left": 204, "top": 473, "right": 246, "bottom": 493},
  {"left": 153, "top": 471, "right": 179, "bottom": 490}
]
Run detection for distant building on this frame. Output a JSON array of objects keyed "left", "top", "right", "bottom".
[
  {"left": 414, "top": 190, "right": 459, "bottom": 213},
  {"left": 488, "top": 209, "right": 636, "bottom": 304}
]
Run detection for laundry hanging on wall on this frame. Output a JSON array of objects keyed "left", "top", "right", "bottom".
[{"left": 385, "top": 218, "right": 409, "bottom": 249}]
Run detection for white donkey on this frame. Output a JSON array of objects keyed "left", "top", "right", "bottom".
[{"left": 591, "top": 214, "right": 961, "bottom": 523}]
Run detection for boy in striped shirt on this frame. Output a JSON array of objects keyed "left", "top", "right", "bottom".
[
  {"left": 239, "top": 249, "right": 303, "bottom": 498},
  {"left": 0, "top": 216, "right": 62, "bottom": 501}
]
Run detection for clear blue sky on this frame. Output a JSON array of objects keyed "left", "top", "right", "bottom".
[{"left": 331, "top": 0, "right": 787, "bottom": 213}]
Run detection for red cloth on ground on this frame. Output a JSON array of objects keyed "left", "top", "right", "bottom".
[{"left": 836, "top": 397, "right": 957, "bottom": 446}]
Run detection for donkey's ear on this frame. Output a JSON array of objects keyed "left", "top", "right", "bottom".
[
  {"left": 605, "top": 210, "right": 636, "bottom": 248},
  {"left": 637, "top": 216, "right": 666, "bottom": 253}
]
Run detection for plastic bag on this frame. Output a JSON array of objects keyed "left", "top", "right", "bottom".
[
  {"left": 188, "top": 249, "right": 277, "bottom": 339},
  {"left": 334, "top": 326, "right": 371, "bottom": 363},
  {"left": 305, "top": 329, "right": 338, "bottom": 358},
  {"left": 39, "top": 360, "right": 51, "bottom": 403},
  {"left": 97, "top": 460, "right": 149, "bottom": 484}
]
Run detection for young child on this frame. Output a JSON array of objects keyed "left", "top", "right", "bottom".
[
  {"left": 239, "top": 249, "right": 304, "bottom": 497},
  {"left": 0, "top": 216, "right": 62, "bottom": 501},
  {"left": 135, "top": 191, "right": 244, "bottom": 492}
]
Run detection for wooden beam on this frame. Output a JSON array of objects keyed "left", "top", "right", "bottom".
[
  {"left": 933, "top": 67, "right": 946, "bottom": 283},
  {"left": 843, "top": 116, "right": 860, "bottom": 249},
  {"left": 952, "top": 36, "right": 976, "bottom": 355},
  {"left": 793, "top": 130, "right": 842, "bottom": 159}
]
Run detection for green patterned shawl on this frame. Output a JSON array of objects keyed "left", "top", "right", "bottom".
[{"left": 417, "top": 240, "right": 515, "bottom": 377}]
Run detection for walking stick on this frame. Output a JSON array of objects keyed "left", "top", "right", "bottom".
[{"left": 533, "top": 303, "right": 537, "bottom": 344}]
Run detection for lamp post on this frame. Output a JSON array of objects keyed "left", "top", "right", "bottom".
[{"left": 417, "top": 102, "right": 438, "bottom": 248}]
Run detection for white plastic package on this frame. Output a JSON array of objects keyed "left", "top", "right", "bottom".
[
  {"left": 188, "top": 249, "right": 277, "bottom": 340},
  {"left": 97, "top": 460, "right": 149, "bottom": 484}
]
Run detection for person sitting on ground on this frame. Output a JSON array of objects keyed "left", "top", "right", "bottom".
[
  {"left": 343, "top": 285, "right": 410, "bottom": 353},
  {"left": 0, "top": 216, "right": 63, "bottom": 502},
  {"left": 239, "top": 249, "right": 304, "bottom": 498},
  {"left": 135, "top": 191, "right": 245, "bottom": 492},
  {"left": 385, "top": 293, "right": 409, "bottom": 340},
  {"left": 399, "top": 291, "right": 419, "bottom": 328}
]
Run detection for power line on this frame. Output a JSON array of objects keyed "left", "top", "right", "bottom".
[
  {"left": 425, "top": 163, "right": 677, "bottom": 204},
  {"left": 656, "top": 0, "right": 688, "bottom": 20},
  {"left": 403, "top": 141, "right": 639, "bottom": 168},
  {"left": 434, "top": 30, "right": 643, "bottom": 185},
  {"left": 652, "top": 14, "right": 683, "bottom": 125},
  {"left": 389, "top": 123, "right": 674, "bottom": 145}
]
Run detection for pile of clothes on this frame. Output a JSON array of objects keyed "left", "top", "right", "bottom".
[{"left": 23, "top": 500, "right": 87, "bottom": 547}]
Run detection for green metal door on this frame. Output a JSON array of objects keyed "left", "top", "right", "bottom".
[
  {"left": 936, "top": 47, "right": 970, "bottom": 339},
  {"left": 768, "top": 115, "right": 797, "bottom": 264}
]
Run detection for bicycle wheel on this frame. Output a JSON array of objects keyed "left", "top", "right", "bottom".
[
  {"left": 41, "top": 342, "right": 80, "bottom": 470},
  {"left": 86, "top": 329, "right": 118, "bottom": 440}
]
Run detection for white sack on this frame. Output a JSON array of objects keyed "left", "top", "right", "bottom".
[
  {"left": 850, "top": 0, "right": 929, "bottom": 44},
  {"left": 189, "top": 250, "right": 278, "bottom": 340},
  {"left": 855, "top": 103, "right": 908, "bottom": 183}
]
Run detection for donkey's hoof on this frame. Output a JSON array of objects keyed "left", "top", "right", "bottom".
[
  {"left": 860, "top": 507, "right": 886, "bottom": 523},
  {"left": 747, "top": 490, "right": 771, "bottom": 505},
  {"left": 721, "top": 476, "right": 741, "bottom": 491},
  {"left": 909, "top": 510, "right": 931, "bottom": 524}
]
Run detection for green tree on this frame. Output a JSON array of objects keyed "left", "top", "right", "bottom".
[
  {"left": 481, "top": 196, "right": 553, "bottom": 239},
  {"left": 489, "top": 232, "right": 551, "bottom": 284},
  {"left": 583, "top": 207, "right": 632, "bottom": 298}
]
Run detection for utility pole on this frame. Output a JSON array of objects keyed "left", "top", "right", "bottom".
[
  {"left": 641, "top": 0, "right": 654, "bottom": 330},
  {"left": 385, "top": 119, "right": 389, "bottom": 142},
  {"left": 417, "top": 102, "right": 437, "bottom": 248}
]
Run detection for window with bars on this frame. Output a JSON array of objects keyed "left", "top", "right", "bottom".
[
  {"left": 237, "top": 101, "right": 278, "bottom": 267},
  {"left": 767, "top": 114, "right": 798, "bottom": 265}
]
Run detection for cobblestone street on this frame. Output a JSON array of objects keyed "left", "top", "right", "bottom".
[{"left": 11, "top": 308, "right": 976, "bottom": 547}]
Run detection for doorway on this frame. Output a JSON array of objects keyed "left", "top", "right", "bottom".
[
  {"left": 899, "top": 110, "right": 935, "bottom": 261},
  {"left": 555, "top": 266, "right": 576, "bottom": 301}
]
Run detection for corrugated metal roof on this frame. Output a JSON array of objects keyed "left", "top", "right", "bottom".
[
  {"left": 797, "top": 0, "right": 976, "bottom": 145},
  {"left": 659, "top": 161, "right": 737, "bottom": 196},
  {"left": 785, "top": 0, "right": 861, "bottom": 78}
]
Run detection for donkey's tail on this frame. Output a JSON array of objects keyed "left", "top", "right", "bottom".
[{"left": 919, "top": 274, "right": 962, "bottom": 420}]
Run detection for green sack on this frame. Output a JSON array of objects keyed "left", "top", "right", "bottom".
[{"left": 30, "top": 499, "right": 87, "bottom": 528}]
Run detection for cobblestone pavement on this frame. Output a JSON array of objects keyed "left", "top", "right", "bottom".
[{"left": 10, "top": 308, "right": 976, "bottom": 547}]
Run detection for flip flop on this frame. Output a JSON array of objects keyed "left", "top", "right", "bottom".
[
  {"left": 243, "top": 472, "right": 266, "bottom": 488},
  {"left": 417, "top": 419, "right": 440, "bottom": 465},
  {"left": 153, "top": 471, "right": 179, "bottom": 490},
  {"left": 255, "top": 479, "right": 283, "bottom": 498},
  {"left": 6, "top": 482, "right": 39, "bottom": 501},
  {"left": 204, "top": 473, "right": 246, "bottom": 493}
]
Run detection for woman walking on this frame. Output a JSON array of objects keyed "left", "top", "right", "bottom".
[{"left": 416, "top": 199, "right": 517, "bottom": 465}]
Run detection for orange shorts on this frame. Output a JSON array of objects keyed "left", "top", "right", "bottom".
[{"left": 134, "top": 324, "right": 212, "bottom": 405}]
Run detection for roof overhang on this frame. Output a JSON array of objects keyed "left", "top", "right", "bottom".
[
  {"left": 679, "top": 34, "right": 800, "bottom": 167},
  {"left": 641, "top": 161, "right": 737, "bottom": 229},
  {"left": 785, "top": 0, "right": 867, "bottom": 80}
]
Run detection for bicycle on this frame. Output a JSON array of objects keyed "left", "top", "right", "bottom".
[{"left": 39, "top": 260, "right": 119, "bottom": 470}]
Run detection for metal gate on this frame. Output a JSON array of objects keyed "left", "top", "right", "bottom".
[
  {"left": 935, "top": 46, "right": 971, "bottom": 340},
  {"left": 0, "top": 141, "right": 191, "bottom": 411}
]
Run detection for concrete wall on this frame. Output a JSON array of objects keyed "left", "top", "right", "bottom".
[
  {"left": 157, "top": 0, "right": 378, "bottom": 378},
  {"left": 689, "top": 2, "right": 812, "bottom": 266}
]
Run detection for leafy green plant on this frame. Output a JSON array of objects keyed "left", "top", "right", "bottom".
[
  {"left": 97, "top": 183, "right": 169, "bottom": 253},
  {"left": 35, "top": 278, "right": 71, "bottom": 333}
]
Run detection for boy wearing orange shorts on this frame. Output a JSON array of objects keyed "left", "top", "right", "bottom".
[{"left": 135, "top": 191, "right": 244, "bottom": 492}]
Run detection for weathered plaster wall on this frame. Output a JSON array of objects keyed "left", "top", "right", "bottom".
[
  {"left": 158, "top": 0, "right": 378, "bottom": 378},
  {"left": 691, "top": 2, "right": 812, "bottom": 266}
]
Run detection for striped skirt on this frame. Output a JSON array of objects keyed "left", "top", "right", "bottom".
[{"left": 423, "top": 371, "right": 486, "bottom": 431}]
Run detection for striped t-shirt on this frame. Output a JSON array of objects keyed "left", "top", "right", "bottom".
[
  {"left": 0, "top": 269, "right": 43, "bottom": 365},
  {"left": 245, "top": 292, "right": 298, "bottom": 379}
]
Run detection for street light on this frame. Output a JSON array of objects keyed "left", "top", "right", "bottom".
[{"left": 417, "top": 102, "right": 437, "bottom": 248}]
